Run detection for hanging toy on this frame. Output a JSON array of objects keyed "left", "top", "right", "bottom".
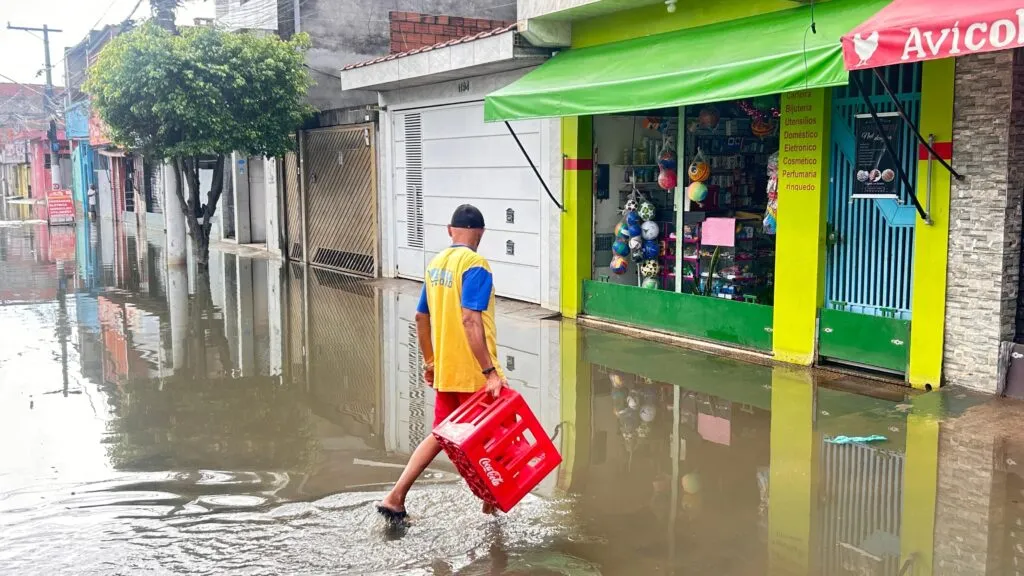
[
  {"left": 625, "top": 210, "right": 641, "bottom": 227},
  {"left": 641, "top": 260, "right": 660, "bottom": 278},
  {"left": 763, "top": 151, "right": 779, "bottom": 235},
  {"left": 641, "top": 220, "right": 660, "bottom": 240},
  {"left": 687, "top": 181, "right": 709, "bottom": 203},
  {"left": 614, "top": 220, "right": 629, "bottom": 238},
  {"left": 657, "top": 141, "right": 677, "bottom": 171},
  {"left": 657, "top": 169, "right": 677, "bottom": 191},
  {"left": 642, "top": 239, "right": 660, "bottom": 260},
  {"left": 628, "top": 235, "right": 644, "bottom": 253},
  {"left": 698, "top": 105, "right": 720, "bottom": 129},
  {"left": 640, "top": 404, "right": 657, "bottom": 423},
  {"left": 612, "top": 238, "right": 630, "bottom": 257},
  {"left": 609, "top": 255, "right": 628, "bottom": 275},
  {"left": 638, "top": 201, "right": 657, "bottom": 221},
  {"left": 623, "top": 197, "right": 639, "bottom": 213},
  {"left": 751, "top": 118, "right": 776, "bottom": 139},
  {"left": 626, "top": 222, "right": 643, "bottom": 239},
  {"left": 609, "top": 372, "right": 625, "bottom": 388},
  {"left": 688, "top": 148, "right": 710, "bottom": 183},
  {"left": 631, "top": 245, "right": 644, "bottom": 261},
  {"left": 641, "top": 277, "right": 659, "bottom": 290}
]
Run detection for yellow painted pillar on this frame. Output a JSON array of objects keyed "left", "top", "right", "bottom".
[
  {"left": 899, "top": 392, "right": 941, "bottom": 575},
  {"left": 768, "top": 366, "right": 816, "bottom": 575},
  {"left": 908, "top": 59, "right": 955, "bottom": 389},
  {"left": 773, "top": 89, "right": 831, "bottom": 365},
  {"left": 560, "top": 116, "right": 593, "bottom": 318},
  {"left": 557, "top": 320, "right": 591, "bottom": 492}
]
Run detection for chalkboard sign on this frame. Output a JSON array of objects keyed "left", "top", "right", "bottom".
[{"left": 854, "top": 112, "right": 901, "bottom": 198}]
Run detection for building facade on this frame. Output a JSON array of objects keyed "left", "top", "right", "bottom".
[{"left": 475, "top": 0, "right": 1024, "bottom": 394}]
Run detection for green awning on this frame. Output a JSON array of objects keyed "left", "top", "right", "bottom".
[{"left": 484, "top": 0, "right": 889, "bottom": 122}]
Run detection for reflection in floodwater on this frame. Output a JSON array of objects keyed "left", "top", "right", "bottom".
[{"left": 2, "top": 221, "right": 1024, "bottom": 575}]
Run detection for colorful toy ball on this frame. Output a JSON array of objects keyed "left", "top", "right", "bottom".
[
  {"left": 626, "top": 223, "right": 643, "bottom": 238},
  {"left": 698, "top": 106, "right": 720, "bottom": 129},
  {"left": 687, "top": 181, "right": 709, "bottom": 203},
  {"left": 614, "top": 220, "right": 629, "bottom": 238},
  {"left": 625, "top": 210, "right": 641, "bottom": 227},
  {"left": 640, "top": 404, "right": 657, "bottom": 422},
  {"left": 641, "top": 277, "right": 659, "bottom": 290},
  {"left": 641, "top": 220, "right": 660, "bottom": 240},
  {"left": 641, "top": 260, "right": 660, "bottom": 278},
  {"left": 609, "top": 372, "right": 625, "bottom": 388},
  {"left": 628, "top": 235, "right": 644, "bottom": 251},
  {"left": 638, "top": 201, "right": 657, "bottom": 221},
  {"left": 609, "top": 255, "right": 629, "bottom": 275},
  {"left": 612, "top": 239, "right": 629, "bottom": 256},
  {"left": 642, "top": 239, "right": 659, "bottom": 260},
  {"left": 624, "top": 198, "right": 638, "bottom": 213},
  {"left": 658, "top": 148, "right": 677, "bottom": 171},
  {"left": 657, "top": 169, "right": 677, "bottom": 191},
  {"left": 688, "top": 160, "right": 709, "bottom": 183}
]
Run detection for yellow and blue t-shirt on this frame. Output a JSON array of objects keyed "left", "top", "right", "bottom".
[{"left": 417, "top": 244, "right": 501, "bottom": 393}]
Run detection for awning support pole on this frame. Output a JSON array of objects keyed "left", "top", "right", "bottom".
[
  {"left": 871, "top": 67, "right": 963, "bottom": 181},
  {"left": 850, "top": 72, "right": 929, "bottom": 222},
  {"left": 504, "top": 121, "right": 565, "bottom": 212}
]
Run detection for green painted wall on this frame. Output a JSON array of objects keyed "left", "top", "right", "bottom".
[{"left": 582, "top": 280, "right": 773, "bottom": 351}]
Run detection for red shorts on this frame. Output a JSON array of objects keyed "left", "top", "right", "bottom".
[{"left": 433, "top": 391, "right": 474, "bottom": 428}]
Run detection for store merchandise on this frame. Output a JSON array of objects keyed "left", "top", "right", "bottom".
[{"left": 610, "top": 255, "right": 629, "bottom": 275}]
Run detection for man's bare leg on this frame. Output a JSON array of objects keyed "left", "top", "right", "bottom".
[{"left": 379, "top": 434, "right": 443, "bottom": 513}]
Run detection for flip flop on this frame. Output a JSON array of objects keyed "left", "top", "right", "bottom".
[{"left": 376, "top": 505, "right": 408, "bottom": 526}]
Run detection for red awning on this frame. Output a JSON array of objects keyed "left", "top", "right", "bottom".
[{"left": 842, "top": 0, "right": 1024, "bottom": 70}]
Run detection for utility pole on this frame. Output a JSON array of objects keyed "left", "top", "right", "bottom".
[{"left": 7, "top": 22, "right": 64, "bottom": 189}]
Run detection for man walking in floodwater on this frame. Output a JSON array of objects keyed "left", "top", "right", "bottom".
[{"left": 378, "top": 204, "right": 506, "bottom": 524}]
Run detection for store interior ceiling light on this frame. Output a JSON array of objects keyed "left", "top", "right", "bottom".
[{"left": 665, "top": 0, "right": 677, "bottom": 13}]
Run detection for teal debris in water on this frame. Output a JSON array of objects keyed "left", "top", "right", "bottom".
[{"left": 826, "top": 435, "right": 887, "bottom": 445}]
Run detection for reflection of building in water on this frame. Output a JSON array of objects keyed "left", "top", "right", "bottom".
[{"left": 381, "top": 282, "right": 561, "bottom": 495}]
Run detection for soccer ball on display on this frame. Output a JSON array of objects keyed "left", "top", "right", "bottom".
[
  {"left": 612, "top": 239, "right": 629, "bottom": 256},
  {"left": 624, "top": 197, "right": 639, "bottom": 212},
  {"left": 641, "top": 277, "right": 659, "bottom": 290},
  {"left": 609, "top": 255, "right": 629, "bottom": 275},
  {"left": 625, "top": 210, "right": 641, "bottom": 227},
  {"left": 640, "top": 404, "right": 657, "bottom": 422},
  {"left": 638, "top": 201, "right": 656, "bottom": 221},
  {"left": 614, "top": 220, "right": 629, "bottom": 238},
  {"left": 642, "top": 240, "right": 660, "bottom": 260},
  {"left": 641, "top": 220, "right": 660, "bottom": 240},
  {"left": 641, "top": 260, "right": 660, "bottom": 278},
  {"left": 628, "top": 235, "right": 644, "bottom": 252},
  {"left": 687, "top": 181, "right": 709, "bottom": 203},
  {"left": 626, "top": 222, "right": 643, "bottom": 238}
]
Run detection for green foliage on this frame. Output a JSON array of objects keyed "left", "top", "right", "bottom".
[{"left": 85, "top": 23, "right": 314, "bottom": 159}]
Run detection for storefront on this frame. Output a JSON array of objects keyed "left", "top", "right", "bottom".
[{"left": 485, "top": 0, "right": 964, "bottom": 388}]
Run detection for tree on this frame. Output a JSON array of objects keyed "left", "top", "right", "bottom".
[{"left": 85, "top": 23, "right": 313, "bottom": 265}]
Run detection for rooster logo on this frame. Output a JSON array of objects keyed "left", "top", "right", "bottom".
[{"left": 853, "top": 31, "right": 880, "bottom": 67}]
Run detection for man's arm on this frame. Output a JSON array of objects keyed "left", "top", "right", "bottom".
[
  {"left": 460, "top": 265, "right": 505, "bottom": 396},
  {"left": 415, "top": 286, "right": 434, "bottom": 385},
  {"left": 462, "top": 309, "right": 504, "bottom": 396}
]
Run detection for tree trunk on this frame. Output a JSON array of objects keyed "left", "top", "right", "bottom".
[{"left": 172, "top": 155, "right": 226, "bottom": 269}]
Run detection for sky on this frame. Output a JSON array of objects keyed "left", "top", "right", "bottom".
[{"left": 0, "top": 0, "right": 214, "bottom": 87}]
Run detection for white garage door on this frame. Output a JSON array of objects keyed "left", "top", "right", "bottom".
[{"left": 393, "top": 101, "right": 543, "bottom": 303}]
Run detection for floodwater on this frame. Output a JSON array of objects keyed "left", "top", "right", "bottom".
[{"left": 2, "top": 221, "right": 1024, "bottom": 576}]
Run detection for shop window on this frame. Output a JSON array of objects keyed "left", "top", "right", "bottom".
[
  {"left": 681, "top": 99, "right": 778, "bottom": 306},
  {"left": 591, "top": 99, "right": 779, "bottom": 306},
  {"left": 593, "top": 111, "right": 680, "bottom": 290}
]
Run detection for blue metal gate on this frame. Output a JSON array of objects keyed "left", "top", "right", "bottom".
[{"left": 826, "top": 65, "right": 922, "bottom": 320}]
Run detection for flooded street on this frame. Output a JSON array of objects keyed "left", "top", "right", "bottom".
[{"left": 3, "top": 220, "right": 1024, "bottom": 576}]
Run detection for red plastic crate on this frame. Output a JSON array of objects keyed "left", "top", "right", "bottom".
[{"left": 433, "top": 387, "right": 562, "bottom": 513}]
